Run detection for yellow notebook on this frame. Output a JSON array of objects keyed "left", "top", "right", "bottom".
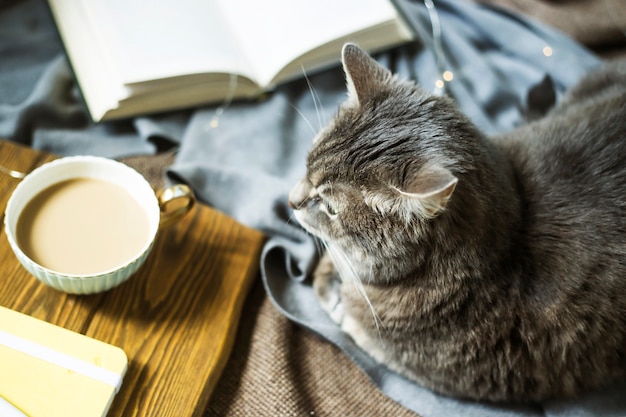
[{"left": 0, "top": 306, "right": 127, "bottom": 417}]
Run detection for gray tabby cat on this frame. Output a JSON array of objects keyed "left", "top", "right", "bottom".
[{"left": 288, "top": 43, "right": 626, "bottom": 403}]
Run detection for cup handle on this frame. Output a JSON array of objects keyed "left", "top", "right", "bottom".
[{"left": 157, "top": 184, "right": 195, "bottom": 227}]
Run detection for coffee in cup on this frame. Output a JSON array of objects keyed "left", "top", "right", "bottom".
[{"left": 4, "top": 155, "right": 195, "bottom": 294}]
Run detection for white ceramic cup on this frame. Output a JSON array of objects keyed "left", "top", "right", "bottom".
[{"left": 4, "top": 155, "right": 194, "bottom": 294}]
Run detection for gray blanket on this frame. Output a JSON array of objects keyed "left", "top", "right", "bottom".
[{"left": 2, "top": 0, "right": 625, "bottom": 415}]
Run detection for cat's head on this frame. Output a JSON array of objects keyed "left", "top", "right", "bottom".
[{"left": 289, "top": 44, "right": 486, "bottom": 277}]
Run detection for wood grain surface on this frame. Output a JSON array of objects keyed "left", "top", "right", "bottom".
[{"left": 0, "top": 140, "right": 266, "bottom": 417}]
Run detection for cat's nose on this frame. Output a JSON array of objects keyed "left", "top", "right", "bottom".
[
  {"left": 288, "top": 193, "right": 304, "bottom": 210},
  {"left": 288, "top": 180, "right": 309, "bottom": 210}
]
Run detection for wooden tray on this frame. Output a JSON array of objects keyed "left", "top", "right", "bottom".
[{"left": 0, "top": 140, "right": 265, "bottom": 417}]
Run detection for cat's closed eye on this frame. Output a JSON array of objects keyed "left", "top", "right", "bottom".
[
  {"left": 320, "top": 199, "right": 338, "bottom": 217},
  {"left": 315, "top": 186, "right": 340, "bottom": 217}
]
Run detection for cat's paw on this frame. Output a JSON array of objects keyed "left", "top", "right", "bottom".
[
  {"left": 341, "top": 314, "right": 387, "bottom": 364},
  {"left": 313, "top": 252, "right": 344, "bottom": 324}
]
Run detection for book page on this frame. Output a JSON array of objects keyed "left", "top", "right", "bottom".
[
  {"left": 48, "top": 0, "right": 129, "bottom": 120},
  {"left": 86, "top": 0, "right": 256, "bottom": 85},
  {"left": 216, "top": 0, "right": 403, "bottom": 87}
]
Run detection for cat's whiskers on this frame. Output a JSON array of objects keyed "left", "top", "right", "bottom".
[
  {"left": 290, "top": 104, "right": 318, "bottom": 136},
  {"left": 325, "top": 242, "right": 384, "bottom": 333},
  {"left": 313, "top": 237, "right": 325, "bottom": 258},
  {"left": 285, "top": 211, "right": 301, "bottom": 227},
  {"left": 368, "top": 263, "right": 375, "bottom": 286},
  {"left": 301, "top": 66, "right": 325, "bottom": 131}
]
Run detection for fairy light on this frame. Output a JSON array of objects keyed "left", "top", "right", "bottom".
[
  {"left": 543, "top": 46, "right": 553, "bottom": 57},
  {"left": 207, "top": 74, "right": 238, "bottom": 129},
  {"left": 422, "top": 0, "right": 562, "bottom": 98},
  {"left": 423, "top": 0, "right": 453, "bottom": 95}
]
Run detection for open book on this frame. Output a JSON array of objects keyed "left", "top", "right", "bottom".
[{"left": 47, "top": 0, "right": 414, "bottom": 122}]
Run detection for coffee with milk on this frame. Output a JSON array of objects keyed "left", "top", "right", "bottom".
[{"left": 16, "top": 178, "right": 151, "bottom": 275}]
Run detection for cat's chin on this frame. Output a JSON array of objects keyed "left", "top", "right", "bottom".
[{"left": 293, "top": 210, "right": 323, "bottom": 239}]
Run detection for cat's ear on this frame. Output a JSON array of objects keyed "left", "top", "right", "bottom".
[
  {"left": 342, "top": 43, "right": 391, "bottom": 106},
  {"left": 395, "top": 165, "right": 458, "bottom": 217}
]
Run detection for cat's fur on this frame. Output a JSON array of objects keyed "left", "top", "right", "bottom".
[{"left": 288, "top": 44, "right": 626, "bottom": 403}]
